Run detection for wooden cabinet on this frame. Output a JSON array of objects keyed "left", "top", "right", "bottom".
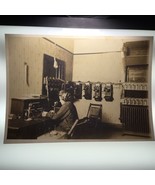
[
  {"left": 10, "top": 97, "right": 48, "bottom": 118},
  {"left": 120, "top": 40, "right": 151, "bottom": 136},
  {"left": 123, "top": 40, "right": 149, "bottom": 59}
]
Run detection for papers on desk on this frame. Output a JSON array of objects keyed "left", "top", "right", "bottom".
[{"left": 37, "top": 131, "right": 67, "bottom": 140}]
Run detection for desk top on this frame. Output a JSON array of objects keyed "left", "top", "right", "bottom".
[
  {"left": 12, "top": 96, "right": 47, "bottom": 100},
  {"left": 8, "top": 117, "right": 54, "bottom": 129}
]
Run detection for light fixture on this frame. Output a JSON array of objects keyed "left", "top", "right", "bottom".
[
  {"left": 53, "top": 43, "right": 58, "bottom": 69},
  {"left": 53, "top": 57, "right": 58, "bottom": 68}
]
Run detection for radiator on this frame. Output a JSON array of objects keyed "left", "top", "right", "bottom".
[{"left": 120, "top": 104, "right": 150, "bottom": 134}]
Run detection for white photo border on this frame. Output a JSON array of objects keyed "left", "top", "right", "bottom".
[{"left": 1, "top": 25, "right": 155, "bottom": 169}]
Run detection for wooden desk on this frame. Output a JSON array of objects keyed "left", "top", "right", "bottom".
[{"left": 7, "top": 117, "right": 56, "bottom": 139}]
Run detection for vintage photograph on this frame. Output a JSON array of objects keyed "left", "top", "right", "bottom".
[{"left": 4, "top": 34, "right": 154, "bottom": 143}]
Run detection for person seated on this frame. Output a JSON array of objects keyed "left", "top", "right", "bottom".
[{"left": 42, "top": 90, "right": 78, "bottom": 135}]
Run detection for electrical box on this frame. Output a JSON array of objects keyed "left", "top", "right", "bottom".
[
  {"left": 104, "top": 83, "right": 114, "bottom": 102},
  {"left": 74, "top": 81, "right": 82, "bottom": 99},
  {"left": 93, "top": 82, "right": 102, "bottom": 101},
  {"left": 83, "top": 82, "right": 92, "bottom": 100}
]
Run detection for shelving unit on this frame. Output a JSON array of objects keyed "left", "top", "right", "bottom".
[{"left": 120, "top": 40, "right": 151, "bottom": 136}]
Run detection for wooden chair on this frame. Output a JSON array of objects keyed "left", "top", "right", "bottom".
[
  {"left": 87, "top": 103, "right": 102, "bottom": 122},
  {"left": 67, "top": 103, "right": 103, "bottom": 138}
]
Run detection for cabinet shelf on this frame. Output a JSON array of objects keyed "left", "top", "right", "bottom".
[
  {"left": 125, "top": 55, "right": 148, "bottom": 58},
  {"left": 125, "top": 55, "right": 148, "bottom": 66},
  {"left": 121, "top": 40, "right": 151, "bottom": 136}
]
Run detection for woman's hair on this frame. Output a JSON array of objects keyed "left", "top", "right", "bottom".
[{"left": 59, "top": 90, "right": 73, "bottom": 102}]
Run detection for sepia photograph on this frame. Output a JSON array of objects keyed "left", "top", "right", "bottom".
[{"left": 4, "top": 34, "right": 154, "bottom": 143}]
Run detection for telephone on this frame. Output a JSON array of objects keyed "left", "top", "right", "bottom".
[
  {"left": 93, "top": 82, "right": 102, "bottom": 101},
  {"left": 83, "top": 81, "right": 92, "bottom": 100},
  {"left": 104, "top": 83, "right": 114, "bottom": 101},
  {"left": 74, "top": 81, "right": 82, "bottom": 99}
]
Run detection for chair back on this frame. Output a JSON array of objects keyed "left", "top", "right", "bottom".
[{"left": 87, "top": 103, "right": 102, "bottom": 121}]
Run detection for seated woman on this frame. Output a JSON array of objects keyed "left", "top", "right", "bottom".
[{"left": 42, "top": 90, "right": 78, "bottom": 135}]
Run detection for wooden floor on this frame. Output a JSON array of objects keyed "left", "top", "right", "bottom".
[{"left": 71, "top": 123, "right": 153, "bottom": 141}]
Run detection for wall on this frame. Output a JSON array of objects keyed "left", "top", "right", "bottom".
[
  {"left": 72, "top": 37, "right": 125, "bottom": 124},
  {"left": 6, "top": 35, "right": 151, "bottom": 125},
  {"left": 46, "top": 37, "right": 74, "bottom": 53},
  {"left": 6, "top": 35, "right": 73, "bottom": 112}
]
